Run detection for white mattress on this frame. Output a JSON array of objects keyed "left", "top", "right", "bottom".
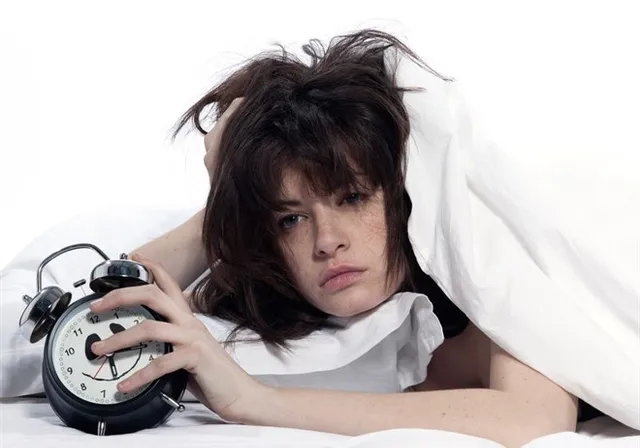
[{"left": 2, "top": 397, "right": 639, "bottom": 448}]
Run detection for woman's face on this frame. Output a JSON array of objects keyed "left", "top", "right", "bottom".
[{"left": 274, "top": 169, "right": 405, "bottom": 317}]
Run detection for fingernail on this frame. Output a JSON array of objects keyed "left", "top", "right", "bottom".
[
  {"left": 92, "top": 341, "right": 103, "bottom": 352},
  {"left": 118, "top": 380, "right": 130, "bottom": 390}
]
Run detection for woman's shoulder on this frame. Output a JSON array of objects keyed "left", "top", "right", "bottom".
[
  {"left": 411, "top": 322, "right": 491, "bottom": 392},
  {"left": 409, "top": 272, "right": 487, "bottom": 390}
]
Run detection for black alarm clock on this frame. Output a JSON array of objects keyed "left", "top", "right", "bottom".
[{"left": 18, "top": 243, "right": 189, "bottom": 436}]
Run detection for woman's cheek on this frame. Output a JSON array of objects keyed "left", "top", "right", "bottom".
[{"left": 279, "top": 237, "right": 310, "bottom": 284}]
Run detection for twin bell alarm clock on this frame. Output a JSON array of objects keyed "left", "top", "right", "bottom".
[{"left": 18, "top": 243, "right": 189, "bottom": 436}]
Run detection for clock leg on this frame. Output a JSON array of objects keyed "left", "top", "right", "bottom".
[
  {"left": 97, "top": 420, "right": 106, "bottom": 436},
  {"left": 161, "top": 392, "right": 185, "bottom": 412}
]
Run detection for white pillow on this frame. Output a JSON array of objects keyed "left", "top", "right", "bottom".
[
  {"left": 395, "top": 53, "right": 640, "bottom": 429},
  {"left": 0, "top": 205, "right": 444, "bottom": 399},
  {"left": 201, "top": 291, "right": 441, "bottom": 393}
]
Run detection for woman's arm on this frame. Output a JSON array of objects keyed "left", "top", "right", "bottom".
[
  {"left": 234, "top": 327, "right": 578, "bottom": 448},
  {"left": 128, "top": 100, "right": 245, "bottom": 291},
  {"left": 129, "top": 208, "right": 207, "bottom": 292}
]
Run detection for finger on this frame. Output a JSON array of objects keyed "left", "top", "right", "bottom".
[
  {"left": 219, "top": 97, "right": 245, "bottom": 123},
  {"left": 90, "top": 284, "right": 188, "bottom": 324},
  {"left": 203, "top": 97, "right": 244, "bottom": 152},
  {"left": 203, "top": 149, "right": 215, "bottom": 172},
  {"left": 131, "top": 253, "right": 188, "bottom": 309},
  {"left": 91, "top": 320, "right": 190, "bottom": 357},
  {"left": 118, "top": 350, "right": 191, "bottom": 393}
]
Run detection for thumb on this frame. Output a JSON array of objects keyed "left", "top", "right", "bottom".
[{"left": 131, "top": 253, "right": 190, "bottom": 312}]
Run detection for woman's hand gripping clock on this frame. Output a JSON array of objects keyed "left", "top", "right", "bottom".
[{"left": 88, "top": 253, "right": 263, "bottom": 420}]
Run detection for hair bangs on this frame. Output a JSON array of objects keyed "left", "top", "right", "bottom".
[{"left": 242, "top": 103, "right": 399, "bottom": 217}]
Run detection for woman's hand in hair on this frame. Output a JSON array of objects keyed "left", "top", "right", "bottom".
[
  {"left": 203, "top": 97, "right": 244, "bottom": 182},
  {"left": 87, "top": 252, "right": 262, "bottom": 419}
]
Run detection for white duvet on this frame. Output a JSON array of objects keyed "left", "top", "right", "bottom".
[
  {"left": 1, "top": 398, "right": 638, "bottom": 448},
  {"left": 396, "top": 53, "right": 640, "bottom": 429}
]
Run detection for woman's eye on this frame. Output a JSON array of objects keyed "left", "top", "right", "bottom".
[
  {"left": 342, "top": 192, "right": 365, "bottom": 205},
  {"left": 279, "top": 214, "right": 301, "bottom": 230}
]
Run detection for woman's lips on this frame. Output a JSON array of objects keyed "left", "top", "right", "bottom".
[{"left": 320, "top": 269, "right": 365, "bottom": 293}]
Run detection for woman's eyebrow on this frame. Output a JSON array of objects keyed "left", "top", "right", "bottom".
[{"left": 275, "top": 198, "right": 303, "bottom": 208}]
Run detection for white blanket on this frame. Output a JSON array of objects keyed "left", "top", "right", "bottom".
[
  {"left": 2, "top": 398, "right": 638, "bottom": 448},
  {"left": 396, "top": 52, "right": 640, "bottom": 429}
]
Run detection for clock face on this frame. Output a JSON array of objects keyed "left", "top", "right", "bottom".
[{"left": 51, "top": 299, "right": 166, "bottom": 405}]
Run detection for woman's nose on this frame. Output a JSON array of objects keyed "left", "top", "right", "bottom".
[{"left": 313, "top": 216, "right": 349, "bottom": 258}]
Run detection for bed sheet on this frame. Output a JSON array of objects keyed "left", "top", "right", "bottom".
[{"left": 1, "top": 397, "right": 639, "bottom": 448}]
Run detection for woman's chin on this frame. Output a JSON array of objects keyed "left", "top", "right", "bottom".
[{"left": 317, "top": 289, "right": 389, "bottom": 318}]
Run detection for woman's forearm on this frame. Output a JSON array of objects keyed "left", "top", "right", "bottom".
[
  {"left": 240, "top": 387, "right": 569, "bottom": 448},
  {"left": 129, "top": 209, "right": 207, "bottom": 291}
]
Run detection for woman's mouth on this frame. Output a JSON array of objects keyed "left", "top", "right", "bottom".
[{"left": 319, "top": 266, "right": 366, "bottom": 293}]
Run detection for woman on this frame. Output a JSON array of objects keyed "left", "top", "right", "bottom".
[{"left": 88, "top": 29, "right": 586, "bottom": 447}]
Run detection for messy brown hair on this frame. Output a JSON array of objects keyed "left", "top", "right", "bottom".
[{"left": 172, "top": 29, "right": 456, "bottom": 347}]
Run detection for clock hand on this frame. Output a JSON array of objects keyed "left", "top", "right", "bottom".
[
  {"left": 103, "top": 324, "right": 128, "bottom": 377},
  {"left": 106, "top": 354, "right": 118, "bottom": 378},
  {"left": 113, "top": 343, "right": 147, "bottom": 354},
  {"left": 92, "top": 356, "right": 108, "bottom": 379}
]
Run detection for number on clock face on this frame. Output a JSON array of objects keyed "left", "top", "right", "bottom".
[{"left": 52, "top": 300, "right": 166, "bottom": 405}]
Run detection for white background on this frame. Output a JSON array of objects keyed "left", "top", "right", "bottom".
[{"left": 1, "top": 0, "right": 638, "bottom": 269}]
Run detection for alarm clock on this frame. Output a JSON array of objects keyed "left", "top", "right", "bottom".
[{"left": 18, "top": 243, "right": 189, "bottom": 436}]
